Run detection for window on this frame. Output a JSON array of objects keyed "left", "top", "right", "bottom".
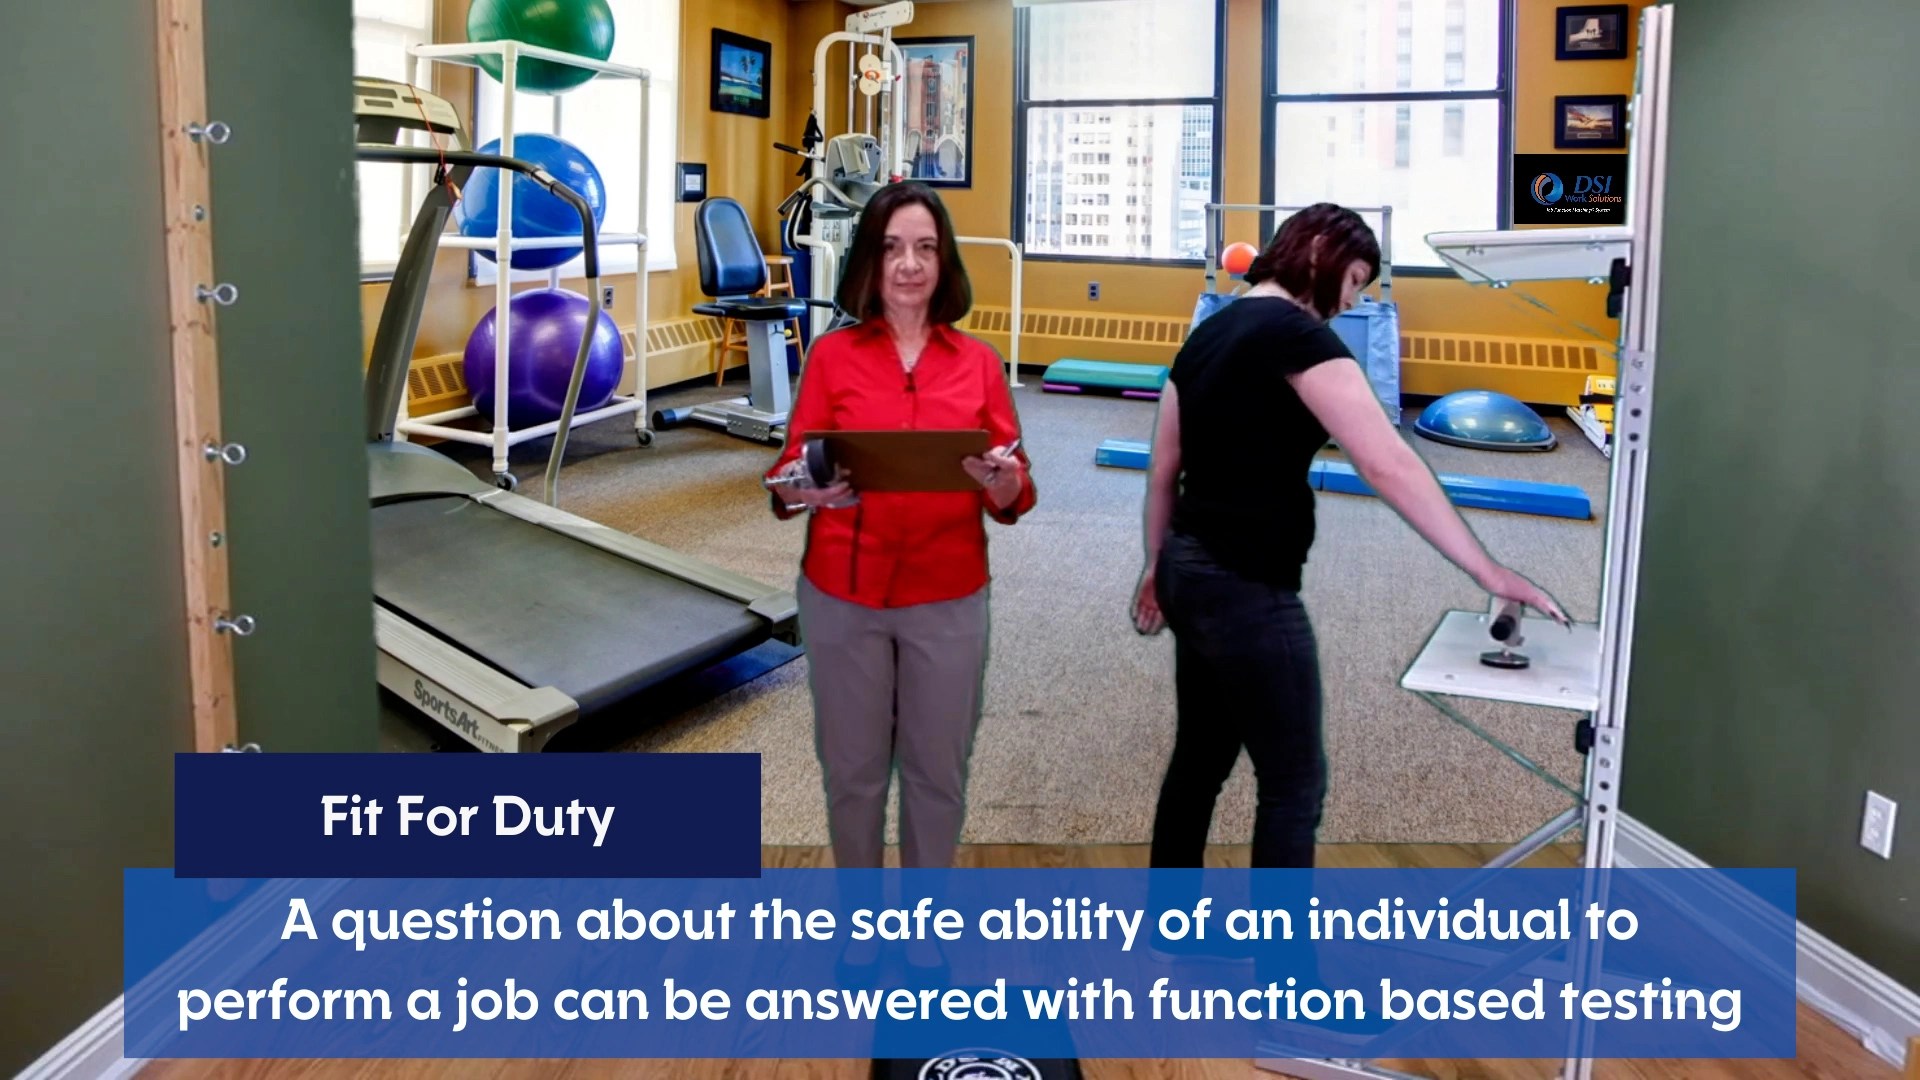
[
  {"left": 471, "top": 0, "right": 680, "bottom": 278},
  {"left": 1015, "top": 0, "right": 1224, "bottom": 263},
  {"left": 349, "top": 0, "right": 680, "bottom": 280},
  {"left": 351, "top": 0, "right": 435, "bottom": 275},
  {"left": 1265, "top": 0, "right": 1510, "bottom": 271}
]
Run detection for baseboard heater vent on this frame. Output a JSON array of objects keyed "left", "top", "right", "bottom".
[
  {"left": 1399, "top": 331, "right": 1615, "bottom": 407},
  {"left": 964, "top": 305, "right": 1194, "bottom": 348},
  {"left": 399, "top": 316, "right": 719, "bottom": 418}
]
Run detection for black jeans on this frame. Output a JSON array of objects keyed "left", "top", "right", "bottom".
[{"left": 1149, "top": 531, "right": 1327, "bottom": 869}]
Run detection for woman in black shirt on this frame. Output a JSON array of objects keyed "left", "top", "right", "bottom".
[{"left": 1131, "top": 203, "right": 1567, "bottom": 869}]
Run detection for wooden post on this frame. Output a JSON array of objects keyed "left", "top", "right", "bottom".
[
  {"left": 1905, "top": 1035, "right": 1919, "bottom": 1080},
  {"left": 155, "top": 0, "right": 238, "bottom": 752}
]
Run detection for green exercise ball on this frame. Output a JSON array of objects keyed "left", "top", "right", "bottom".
[{"left": 467, "top": 0, "right": 615, "bottom": 94}]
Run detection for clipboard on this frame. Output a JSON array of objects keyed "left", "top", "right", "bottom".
[{"left": 815, "top": 429, "right": 995, "bottom": 492}]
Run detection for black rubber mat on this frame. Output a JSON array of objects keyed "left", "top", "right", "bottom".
[
  {"left": 872, "top": 1055, "right": 1081, "bottom": 1079},
  {"left": 372, "top": 496, "right": 770, "bottom": 714}
]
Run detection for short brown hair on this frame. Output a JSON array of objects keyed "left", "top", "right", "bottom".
[
  {"left": 1244, "top": 203, "right": 1381, "bottom": 319},
  {"left": 835, "top": 182, "right": 973, "bottom": 325}
]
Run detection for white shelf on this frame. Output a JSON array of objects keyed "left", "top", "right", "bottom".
[
  {"left": 1401, "top": 609, "right": 1602, "bottom": 713},
  {"left": 440, "top": 232, "right": 647, "bottom": 251},
  {"left": 403, "top": 40, "right": 654, "bottom": 480},
  {"left": 412, "top": 40, "right": 649, "bottom": 82},
  {"left": 1424, "top": 225, "right": 1632, "bottom": 286},
  {"left": 399, "top": 397, "right": 645, "bottom": 448}
]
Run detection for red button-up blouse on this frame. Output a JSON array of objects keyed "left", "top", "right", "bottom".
[{"left": 765, "top": 319, "right": 1037, "bottom": 609}]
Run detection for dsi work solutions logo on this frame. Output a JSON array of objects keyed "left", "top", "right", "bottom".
[{"left": 1513, "top": 153, "right": 1626, "bottom": 225}]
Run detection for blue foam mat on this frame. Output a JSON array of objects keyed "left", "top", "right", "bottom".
[
  {"left": 1312, "top": 460, "right": 1590, "bottom": 519},
  {"left": 1095, "top": 439, "right": 1152, "bottom": 469},
  {"left": 1092, "top": 441, "right": 1590, "bottom": 519}
]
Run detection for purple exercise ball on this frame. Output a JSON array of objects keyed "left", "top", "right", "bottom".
[{"left": 463, "top": 288, "right": 624, "bottom": 428}]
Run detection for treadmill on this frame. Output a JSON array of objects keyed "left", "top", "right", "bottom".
[{"left": 354, "top": 78, "right": 798, "bottom": 752}]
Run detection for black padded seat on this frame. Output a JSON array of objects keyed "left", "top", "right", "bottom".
[
  {"left": 693, "top": 297, "right": 809, "bottom": 321},
  {"left": 693, "top": 197, "right": 817, "bottom": 322}
]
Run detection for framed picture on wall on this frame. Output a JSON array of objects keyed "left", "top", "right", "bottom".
[
  {"left": 711, "top": 29, "right": 772, "bottom": 119},
  {"left": 1555, "top": 5, "right": 1630, "bottom": 61},
  {"left": 1555, "top": 94, "right": 1628, "bottom": 149},
  {"left": 894, "top": 36, "right": 974, "bottom": 187}
]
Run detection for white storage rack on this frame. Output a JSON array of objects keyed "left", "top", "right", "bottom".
[{"left": 399, "top": 40, "right": 653, "bottom": 486}]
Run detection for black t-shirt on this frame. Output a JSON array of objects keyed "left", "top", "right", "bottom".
[{"left": 1168, "top": 295, "right": 1354, "bottom": 590}]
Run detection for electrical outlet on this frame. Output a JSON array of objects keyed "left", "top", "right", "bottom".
[
  {"left": 601, "top": 285, "right": 615, "bottom": 309},
  {"left": 1861, "top": 791, "right": 1897, "bottom": 859},
  {"left": 1088, "top": 281, "right": 1100, "bottom": 301}
]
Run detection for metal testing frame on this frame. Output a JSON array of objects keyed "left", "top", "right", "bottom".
[
  {"left": 1253, "top": 6, "right": 1672, "bottom": 1079},
  {"left": 396, "top": 40, "right": 653, "bottom": 488}
]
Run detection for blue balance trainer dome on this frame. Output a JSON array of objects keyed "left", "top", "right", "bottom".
[{"left": 1413, "top": 389, "right": 1557, "bottom": 451}]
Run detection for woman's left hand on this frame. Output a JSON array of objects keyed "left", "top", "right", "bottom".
[
  {"left": 963, "top": 444, "right": 1025, "bottom": 509},
  {"left": 1131, "top": 565, "right": 1165, "bottom": 635}
]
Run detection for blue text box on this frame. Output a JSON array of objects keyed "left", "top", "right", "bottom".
[
  {"left": 126, "top": 868, "right": 1796, "bottom": 1061},
  {"left": 174, "top": 753, "right": 761, "bottom": 879}
]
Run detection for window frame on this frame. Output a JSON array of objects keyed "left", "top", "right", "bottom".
[
  {"left": 1259, "top": 0, "right": 1515, "bottom": 277},
  {"left": 353, "top": 2, "right": 437, "bottom": 281},
  {"left": 1010, "top": 0, "right": 1230, "bottom": 268},
  {"left": 464, "top": 0, "right": 680, "bottom": 282},
  {"left": 351, "top": 0, "right": 679, "bottom": 283}
]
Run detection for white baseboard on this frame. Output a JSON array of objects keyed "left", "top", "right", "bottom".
[
  {"left": 1615, "top": 812, "right": 1920, "bottom": 1071},
  {"left": 18, "top": 877, "right": 344, "bottom": 1080},
  {"left": 12, "top": 994, "right": 144, "bottom": 1080}
]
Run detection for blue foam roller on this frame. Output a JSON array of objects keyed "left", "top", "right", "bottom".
[
  {"left": 1311, "top": 460, "right": 1590, "bottom": 520},
  {"left": 1095, "top": 439, "right": 1152, "bottom": 470}
]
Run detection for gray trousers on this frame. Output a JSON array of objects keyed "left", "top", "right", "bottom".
[{"left": 796, "top": 576, "right": 990, "bottom": 869}]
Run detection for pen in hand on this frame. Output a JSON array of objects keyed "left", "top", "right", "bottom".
[{"left": 986, "top": 438, "right": 1022, "bottom": 485}]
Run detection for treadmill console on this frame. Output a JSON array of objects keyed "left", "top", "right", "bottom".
[{"left": 354, "top": 76, "right": 466, "bottom": 148}]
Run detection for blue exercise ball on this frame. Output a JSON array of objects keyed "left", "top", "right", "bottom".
[
  {"left": 1413, "top": 390, "right": 1557, "bottom": 451},
  {"left": 463, "top": 288, "right": 623, "bottom": 428},
  {"left": 455, "top": 133, "right": 607, "bottom": 271}
]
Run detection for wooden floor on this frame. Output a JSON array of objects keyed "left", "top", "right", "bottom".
[{"left": 140, "top": 844, "right": 1904, "bottom": 1080}]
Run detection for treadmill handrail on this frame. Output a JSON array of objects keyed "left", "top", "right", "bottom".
[{"left": 357, "top": 144, "right": 602, "bottom": 507}]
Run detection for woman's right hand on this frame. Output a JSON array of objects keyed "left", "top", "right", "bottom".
[
  {"left": 768, "top": 458, "right": 855, "bottom": 510},
  {"left": 1131, "top": 565, "right": 1166, "bottom": 635},
  {"left": 1475, "top": 563, "right": 1569, "bottom": 626},
  {"left": 784, "top": 479, "right": 855, "bottom": 509}
]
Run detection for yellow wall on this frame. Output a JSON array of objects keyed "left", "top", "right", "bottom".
[
  {"left": 898, "top": 0, "right": 1650, "bottom": 342},
  {"left": 363, "top": 0, "right": 1649, "bottom": 387}
]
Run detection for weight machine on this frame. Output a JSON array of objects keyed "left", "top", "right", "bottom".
[{"left": 774, "top": 1, "right": 1026, "bottom": 387}]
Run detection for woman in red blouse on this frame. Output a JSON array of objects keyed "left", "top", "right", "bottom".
[{"left": 765, "top": 183, "right": 1036, "bottom": 871}]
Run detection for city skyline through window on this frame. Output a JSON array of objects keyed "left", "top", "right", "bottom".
[{"left": 1017, "top": 0, "right": 1222, "bottom": 263}]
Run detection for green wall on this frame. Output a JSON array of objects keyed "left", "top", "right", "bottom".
[
  {"left": 204, "top": 0, "right": 379, "bottom": 751},
  {"left": 1621, "top": 0, "right": 1919, "bottom": 989},
  {"left": 1, "top": 0, "right": 374, "bottom": 1069},
  {"left": 0, "top": 2, "right": 192, "bottom": 1073}
]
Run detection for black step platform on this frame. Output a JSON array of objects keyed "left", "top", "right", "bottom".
[{"left": 872, "top": 1052, "right": 1082, "bottom": 1080}]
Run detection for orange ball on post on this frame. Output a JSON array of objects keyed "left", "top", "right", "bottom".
[{"left": 1220, "top": 241, "right": 1258, "bottom": 276}]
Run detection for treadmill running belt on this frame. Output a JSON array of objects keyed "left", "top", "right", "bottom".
[{"left": 372, "top": 496, "right": 771, "bottom": 714}]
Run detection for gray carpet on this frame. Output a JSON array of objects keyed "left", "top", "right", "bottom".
[{"left": 439, "top": 369, "right": 1610, "bottom": 848}]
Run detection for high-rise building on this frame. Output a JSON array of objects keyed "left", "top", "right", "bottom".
[
  {"left": 904, "top": 47, "right": 968, "bottom": 181},
  {"left": 1020, "top": 0, "right": 1216, "bottom": 260}
]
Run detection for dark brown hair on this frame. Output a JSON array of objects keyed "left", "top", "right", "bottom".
[
  {"left": 1243, "top": 203, "right": 1381, "bottom": 319},
  {"left": 835, "top": 182, "right": 973, "bottom": 325}
]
